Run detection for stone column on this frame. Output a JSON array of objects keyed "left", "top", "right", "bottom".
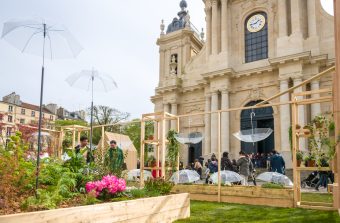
[
  {"left": 170, "top": 103, "right": 178, "bottom": 130},
  {"left": 205, "top": 4, "right": 212, "bottom": 57},
  {"left": 159, "top": 49, "right": 165, "bottom": 87},
  {"left": 290, "top": 0, "right": 303, "bottom": 35},
  {"left": 163, "top": 103, "right": 170, "bottom": 134},
  {"left": 204, "top": 95, "right": 211, "bottom": 156},
  {"left": 311, "top": 80, "right": 321, "bottom": 118},
  {"left": 278, "top": 0, "right": 288, "bottom": 37},
  {"left": 307, "top": 0, "right": 317, "bottom": 37},
  {"left": 221, "top": 89, "right": 230, "bottom": 152},
  {"left": 279, "top": 79, "right": 292, "bottom": 167},
  {"left": 211, "top": 0, "right": 219, "bottom": 55},
  {"left": 221, "top": 0, "right": 228, "bottom": 52},
  {"left": 294, "top": 78, "right": 307, "bottom": 151},
  {"left": 211, "top": 91, "right": 219, "bottom": 154}
]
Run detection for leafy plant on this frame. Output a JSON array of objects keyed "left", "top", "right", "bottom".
[
  {"left": 144, "top": 178, "right": 174, "bottom": 195},
  {"left": 166, "top": 130, "right": 180, "bottom": 173},
  {"left": 296, "top": 151, "right": 303, "bottom": 161},
  {"left": 261, "top": 183, "right": 284, "bottom": 189},
  {"left": 0, "top": 132, "right": 35, "bottom": 214}
]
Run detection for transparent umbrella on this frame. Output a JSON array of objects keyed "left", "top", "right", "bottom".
[
  {"left": 169, "top": 170, "right": 200, "bottom": 184},
  {"left": 66, "top": 69, "right": 117, "bottom": 151},
  {"left": 175, "top": 118, "right": 203, "bottom": 145},
  {"left": 257, "top": 172, "right": 293, "bottom": 186},
  {"left": 210, "top": 170, "right": 244, "bottom": 184},
  {"left": 1, "top": 18, "right": 83, "bottom": 195},
  {"left": 233, "top": 112, "right": 273, "bottom": 144},
  {"left": 127, "top": 169, "right": 153, "bottom": 181}
]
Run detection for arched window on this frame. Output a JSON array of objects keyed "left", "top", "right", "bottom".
[{"left": 245, "top": 12, "right": 268, "bottom": 63}]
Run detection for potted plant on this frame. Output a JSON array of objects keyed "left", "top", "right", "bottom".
[
  {"left": 303, "top": 125, "right": 311, "bottom": 137},
  {"left": 313, "top": 115, "right": 326, "bottom": 129},
  {"left": 296, "top": 151, "right": 303, "bottom": 167},
  {"left": 304, "top": 153, "right": 316, "bottom": 167},
  {"left": 148, "top": 135, "right": 154, "bottom": 140}
]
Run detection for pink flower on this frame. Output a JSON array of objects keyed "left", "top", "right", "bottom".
[{"left": 85, "top": 182, "right": 96, "bottom": 193}]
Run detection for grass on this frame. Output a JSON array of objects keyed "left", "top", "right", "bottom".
[
  {"left": 301, "top": 192, "right": 333, "bottom": 203},
  {"left": 175, "top": 201, "right": 340, "bottom": 223}
]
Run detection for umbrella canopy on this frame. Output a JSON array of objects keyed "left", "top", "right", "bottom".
[
  {"left": 233, "top": 128, "right": 273, "bottom": 143},
  {"left": 169, "top": 170, "right": 200, "bottom": 184},
  {"left": 2, "top": 19, "right": 82, "bottom": 59},
  {"left": 257, "top": 172, "right": 293, "bottom": 186},
  {"left": 175, "top": 132, "right": 203, "bottom": 145},
  {"left": 127, "top": 169, "right": 153, "bottom": 181},
  {"left": 66, "top": 69, "right": 117, "bottom": 151},
  {"left": 210, "top": 170, "right": 244, "bottom": 184},
  {"left": 66, "top": 69, "right": 117, "bottom": 92}
]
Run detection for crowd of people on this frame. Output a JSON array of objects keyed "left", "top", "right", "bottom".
[{"left": 185, "top": 150, "right": 286, "bottom": 186}]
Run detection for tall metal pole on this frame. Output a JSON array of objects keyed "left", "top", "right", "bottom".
[
  {"left": 333, "top": 0, "right": 340, "bottom": 210},
  {"left": 90, "top": 72, "right": 94, "bottom": 153},
  {"left": 35, "top": 23, "right": 47, "bottom": 197}
]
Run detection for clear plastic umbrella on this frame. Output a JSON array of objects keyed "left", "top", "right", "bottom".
[
  {"left": 175, "top": 132, "right": 203, "bottom": 144},
  {"left": 233, "top": 128, "right": 273, "bottom": 143},
  {"left": 30, "top": 132, "right": 53, "bottom": 146},
  {"left": 127, "top": 169, "right": 153, "bottom": 181},
  {"left": 257, "top": 172, "right": 293, "bottom": 186},
  {"left": 169, "top": 170, "right": 200, "bottom": 184},
  {"left": 233, "top": 112, "right": 273, "bottom": 143},
  {"left": 66, "top": 69, "right": 117, "bottom": 151},
  {"left": 210, "top": 170, "right": 244, "bottom": 184},
  {"left": 175, "top": 118, "right": 204, "bottom": 145},
  {"left": 1, "top": 18, "right": 83, "bottom": 195}
]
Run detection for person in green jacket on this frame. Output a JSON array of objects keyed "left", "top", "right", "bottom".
[{"left": 105, "top": 140, "right": 124, "bottom": 174}]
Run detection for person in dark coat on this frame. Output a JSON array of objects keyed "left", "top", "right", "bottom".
[
  {"left": 270, "top": 150, "right": 285, "bottom": 174},
  {"left": 237, "top": 151, "right": 253, "bottom": 186},
  {"left": 75, "top": 136, "right": 94, "bottom": 164},
  {"left": 221, "top": 152, "right": 234, "bottom": 171}
]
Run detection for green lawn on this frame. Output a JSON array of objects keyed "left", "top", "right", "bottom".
[
  {"left": 175, "top": 201, "right": 340, "bottom": 223},
  {"left": 301, "top": 192, "right": 333, "bottom": 203}
]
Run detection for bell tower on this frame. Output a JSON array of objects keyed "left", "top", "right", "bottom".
[{"left": 156, "top": 0, "right": 204, "bottom": 89}]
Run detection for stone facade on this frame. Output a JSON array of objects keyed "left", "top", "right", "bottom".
[{"left": 152, "top": 0, "right": 335, "bottom": 168}]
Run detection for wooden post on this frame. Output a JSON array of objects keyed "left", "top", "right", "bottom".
[
  {"left": 161, "top": 113, "right": 166, "bottom": 178},
  {"left": 333, "top": 0, "right": 340, "bottom": 210},
  {"left": 59, "top": 128, "right": 64, "bottom": 157},
  {"left": 292, "top": 95, "right": 298, "bottom": 207},
  {"left": 217, "top": 112, "right": 221, "bottom": 203},
  {"left": 72, "top": 128, "right": 76, "bottom": 149},
  {"left": 177, "top": 116, "right": 180, "bottom": 182},
  {"left": 140, "top": 120, "right": 145, "bottom": 187},
  {"left": 156, "top": 121, "right": 160, "bottom": 178}
]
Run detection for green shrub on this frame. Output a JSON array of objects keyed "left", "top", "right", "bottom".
[
  {"left": 130, "top": 189, "right": 147, "bottom": 198},
  {"left": 144, "top": 178, "right": 174, "bottom": 195},
  {"left": 261, "top": 183, "right": 284, "bottom": 189}
]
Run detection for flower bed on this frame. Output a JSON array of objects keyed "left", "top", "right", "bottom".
[
  {"left": 171, "top": 184, "right": 294, "bottom": 208},
  {"left": 0, "top": 193, "right": 190, "bottom": 223}
]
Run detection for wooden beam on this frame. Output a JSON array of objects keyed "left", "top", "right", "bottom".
[
  {"left": 140, "top": 121, "right": 145, "bottom": 187},
  {"left": 217, "top": 112, "right": 221, "bottom": 203},
  {"left": 256, "top": 66, "right": 335, "bottom": 106},
  {"left": 333, "top": 0, "right": 340, "bottom": 211}
]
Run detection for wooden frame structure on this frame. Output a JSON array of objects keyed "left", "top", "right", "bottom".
[
  {"left": 291, "top": 88, "right": 334, "bottom": 209},
  {"left": 139, "top": 112, "right": 179, "bottom": 187}
]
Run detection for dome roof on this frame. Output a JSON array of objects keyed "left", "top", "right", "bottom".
[{"left": 180, "top": 0, "right": 188, "bottom": 10}]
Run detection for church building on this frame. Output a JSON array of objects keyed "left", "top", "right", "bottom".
[{"left": 151, "top": 0, "right": 335, "bottom": 168}]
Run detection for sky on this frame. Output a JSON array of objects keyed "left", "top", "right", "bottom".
[{"left": 0, "top": 0, "right": 333, "bottom": 120}]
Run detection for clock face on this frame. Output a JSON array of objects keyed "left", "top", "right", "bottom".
[{"left": 247, "top": 14, "right": 266, "bottom": 33}]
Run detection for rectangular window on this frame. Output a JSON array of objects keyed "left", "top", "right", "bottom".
[
  {"left": 8, "top": 105, "right": 13, "bottom": 112},
  {"left": 20, "top": 119, "right": 25, "bottom": 124},
  {"left": 50, "top": 115, "right": 54, "bottom": 121},
  {"left": 8, "top": 115, "right": 13, "bottom": 122},
  {"left": 21, "top": 108, "right": 26, "bottom": 115},
  {"left": 31, "top": 111, "right": 35, "bottom": 117},
  {"left": 6, "top": 127, "right": 12, "bottom": 136}
]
